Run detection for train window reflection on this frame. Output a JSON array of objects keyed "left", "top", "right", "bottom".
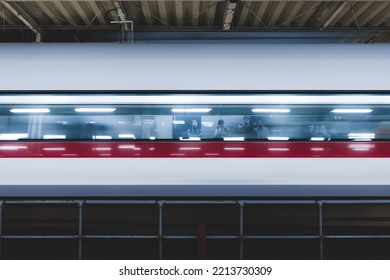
[{"left": 0, "top": 103, "right": 389, "bottom": 141}]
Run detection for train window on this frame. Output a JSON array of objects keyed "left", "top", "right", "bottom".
[{"left": 0, "top": 100, "right": 389, "bottom": 141}]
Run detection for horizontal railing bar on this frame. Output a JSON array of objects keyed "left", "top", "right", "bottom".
[
  {"left": 324, "top": 235, "right": 390, "bottom": 238},
  {"left": 162, "top": 236, "right": 239, "bottom": 239},
  {"left": 321, "top": 200, "right": 390, "bottom": 204},
  {"left": 85, "top": 200, "right": 157, "bottom": 205},
  {"left": 244, "top": 235, "right": 319, "bottom": 239},
  {"left": 4, "top": 200, "right": 81, "bottom": 205},
  {"left": 4, "top": 235, "right": 390, "bottom": 239},
  {"left": 244, "top": 200, "right": 317, "bottom": 205},
  {"left": 163, "top": 201, "right": 238, "bottom": 205},
  {"left": 2, "top": 235, "right": 78, "bottom": 239},
  {"left": 4, "top": 200, "right": 390, "bottom": 205},
  {"left": 83, "top": 235, "right": 159, "bottom": 239}
]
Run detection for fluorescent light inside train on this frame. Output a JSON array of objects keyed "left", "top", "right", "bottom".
[
  {"left": 268, "top": 137, "right": 290, "bottom": 141},
  {"left": 94, "top": 135, "right": 112, "bottom": 140},
  {"left": 118, "top": 134, "right": 136, "bottom": 139},
  {"left": 331, "top": 109, "right": 372, "bottom": 113},
  {"left": 10, "top": 108, "right": 50, "bottom": 113},
  {"left": 43, "top": 135, "right": 66, "bottom": 139},
  {"left": 75, "top": 108, "right": 116, "bottom": 113},
  {"left": 179, "top": 137, "right": 201, "bottom": 141},
  {"left": 252, "top": 108, "right": 290, "bottom": 113},
  {"left": 0, "top": 133, "right": 28, "bottom": 140},
  {"left": 223, "top": 137, "right": 245, "bottom": 141},
  {"left": 310, "top": 137, "right": 325, "bottom": 141},
  {"left": 348, "top": 133, "right": 375, "bottom": 140},
  {"left": 171, "top": 108, "right": 212, "bottom": 113}
]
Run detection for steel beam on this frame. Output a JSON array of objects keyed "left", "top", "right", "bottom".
[
  {"left": 244, "top": 0, "right": 390, "bottom": 1},
  {"left": 1, "top": 0, "right": 43, "bottom": 42},
  {"left": 0, "top": 3, "right": 17, "bottom": 25},
  {"left": 1, "top": 0, "right": 226, "bottom": 2},
  {"left": 3, "top": 0, "right": 388, "bottom": 2},
  {"left": 112, "top": 0, "right": 129, "bottom": 31},
  {"left": 223, "top": 0, "right": 237, "bottom": 30},
  {"left": 321, "top": 1, "right": 349, "bottom": 29}
]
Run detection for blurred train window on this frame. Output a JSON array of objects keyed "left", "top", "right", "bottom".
[
  {"left": 0, "top": 115, "right": 31, "bottom": 140},
  {"left": 0, "top": 103, "right": 389, "bottom": 141},
  {"left": 323, "top": 204, "right": 390, "bottom": 235}
]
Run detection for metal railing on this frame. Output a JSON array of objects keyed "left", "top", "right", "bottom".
[{"left": 1, "top": 199, "right": 390, "bottom": 259}]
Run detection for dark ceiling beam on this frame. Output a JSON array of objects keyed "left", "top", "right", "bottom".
[
  {"left": 88, "top": 1, "right": 106, "bottom": 25},
  {"left": 244, "top": 0, "right": 390, "bottom": 1},
  {"left": 52, "top": 1, "right": 77, "bottom": 25},
  {"left": 371, "top": 4, "right": 390, "bottom": 27},
  {"left": 343, "top": 2, "right": 371, "bottom": 26},
  {"left": 192, "top": 1, "right": 200, "bottom": 26},
  {"left": 71, "top": 1, "right": 90, "bottom": 25},
  {"left": 268, "top": 1, "right": 287, "bottom": 27},
  {"left": 140, "top": 1, "right": 153, "bottom": 25},
  {"left": 175, "top": 1, "right": 183, "bottom": 26},
  {"left": 359, "top": 2, "right": 389, "bottom": 27},
  {"left": 1, "top": 0, "right": 43, "bottom": 41},
  {"left": 4, "top": 0, "right": 225, "bottom": 1},
  {"left": 3, "top": 26, "right": 390, "bottom": 32},
  {"left": 4, "top": 0, "right": 389, "bottom": 1},
  {"left": 39, "top": 2, "right": 62, "bottom": 25},
  {"left": 207, "top": 0, "right": 217, "bottom": 26}
]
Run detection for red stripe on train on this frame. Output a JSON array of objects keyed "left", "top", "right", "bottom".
[{"left": 0, "top": 142, "right": 388, "bottom": 158}]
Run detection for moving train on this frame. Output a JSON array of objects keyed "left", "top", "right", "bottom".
[{"left": 1, "top": 43, "right": 390, "bottom": 197}]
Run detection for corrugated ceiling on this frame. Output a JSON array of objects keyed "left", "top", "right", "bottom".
[{"left": 0, "top": 0, "right": 389, "bottom": 42}]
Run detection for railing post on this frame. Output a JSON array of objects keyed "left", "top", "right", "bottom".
[
  {"left": 318, "top": 201, "right": 324, "bottom": 260},
  {"left": 239, "top": 201, "right": 244, "bottom": 260},
  {"left": 78, "top": 200, "right": 84, "bottom": 260},
  {"left": 158, "top": 201, "right": 164, "bottom": 260},
  {"left": 0, "top": 201, "right": 3, "bottom": 260}
]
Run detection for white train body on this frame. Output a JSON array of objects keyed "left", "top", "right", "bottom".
[{"left": 0, "top": 43, "right": 390, "bottom": 197}]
